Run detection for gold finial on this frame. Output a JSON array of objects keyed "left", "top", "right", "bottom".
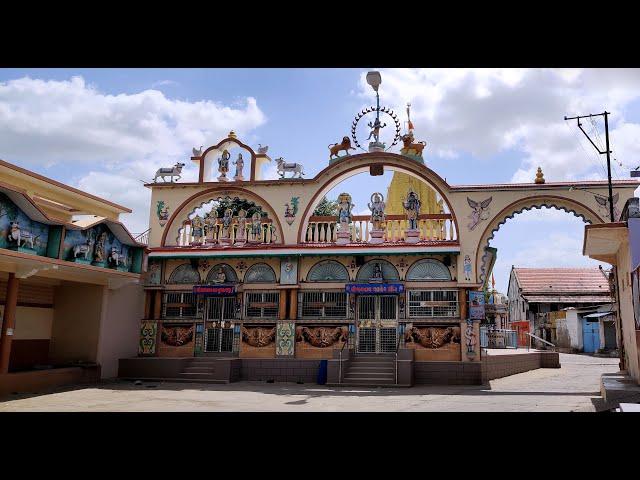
[
  {"left": 535, "top": 166, "right": 545, "bottom": 184},
  {"left": 228, "top": 130, "right": 237, "bottom": 139}
]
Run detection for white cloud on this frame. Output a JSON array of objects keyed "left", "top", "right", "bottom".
[
  {"left": 359, "top": 68, "right": 640, "bottom": 183},
  {"left": 0, "top": 76, "right": 267, "bottom": 233}
]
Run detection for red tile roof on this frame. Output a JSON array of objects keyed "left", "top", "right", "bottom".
[
  {"left": 522, "top": 295, "right": 613, "bottom": 304},
  {"left": 514, "top": 267, "right": 611, "bottom": 295}
]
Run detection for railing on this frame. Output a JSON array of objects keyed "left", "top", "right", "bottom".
[
  {"left": 305, "top": 213, "right": 456, "bottom": 244},
  {"left": 132, "top": 228, "right": 150, "bottom": 245},
  {"left": 525, "top": 332, "right": 556, "bottom": 352},
  {"left": 395, "top": 331, "right": 401, "bottom": 385},
  {"left": 480, "top": 326, "right": 518, "bottom": 349},
  {"left": 178, "top": 221, "right": 277, "bottom": 246},
  {"left": 338, "top": 336, "right": 349, "bottom": 385}
]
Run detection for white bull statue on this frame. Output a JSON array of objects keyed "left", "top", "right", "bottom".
[
  {"left": 154, "top": 163, "right": 185, "bottom": 183},
  {"left": 275, "top": 157, "right": 305, "bottom": 179}
]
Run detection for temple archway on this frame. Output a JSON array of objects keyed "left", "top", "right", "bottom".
[{"left": 475, "top": 195, "right": 604, "bottom": 284}]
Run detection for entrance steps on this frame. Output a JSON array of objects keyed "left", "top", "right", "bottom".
[
  {"left": 177, "top": 358, "right": 229, "bottom": 384},
  {"left": 340, "top": 354, "right": 399, "bottom": 387}
]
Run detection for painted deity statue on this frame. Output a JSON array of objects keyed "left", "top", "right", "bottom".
[
  {"left": 465, "top": 320, "right": 476, "bottom": 354},
  {"left": 233, "top": 153, "right": 244, "bottom": 181},
  {"left": 218, "top": 149, "right": 231, "bottom": 181},
  {"left": 463, "top": 254, "right": 472, "bottom": 282},
  {"left": 191, "top": 215, "right": 204, "bottom": 244},
  {"left": 204, "top": 212, "right": 217, "bottom": 243},
  {"left": 337, "top": 193, "right": 354, "bottom": 231},
  {"left": 370, "top": 262, "right": 384, "bottom": 282},
  {"left": 403, "top": 189, "right": 421, "bottom": 230},
  {"left": 220, "top": 208, "right": 233, "bottom": 240},
  {"left": 251, "top": 212, "right": 263, "bottom": 242},
  {"left": 236, "top": 209, "right": 248, "bottom": 244},
  {"left": 368, "top": 192, "right": 386, "bottom": 230},
  {"left": 212, "top": 267, "right": 226, "bottom": 284},
  {"left": 94, "top": 232, "right": 107, "bottom": 263},
  {"left": 367, "top": 117, "right": 386, "bottom": 143}
]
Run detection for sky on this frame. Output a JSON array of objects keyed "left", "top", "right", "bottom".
[{"left": 1, "top": 68, "right": 639, "bottom": 292}]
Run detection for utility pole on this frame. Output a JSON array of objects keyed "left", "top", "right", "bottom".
[{"left": 564, "top": 111, "right": 615, "bottom": 222}]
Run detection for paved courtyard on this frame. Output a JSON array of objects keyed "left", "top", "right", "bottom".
[{"left": 0, "top": 353, "right": 620, "bottom": 412}]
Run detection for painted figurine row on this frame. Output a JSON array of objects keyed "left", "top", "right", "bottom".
[{"left": 190, "top": 210, "right": 266, "bottom": 246}]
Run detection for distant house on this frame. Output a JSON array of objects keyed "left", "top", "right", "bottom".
[{"left": 507, "top": 267, "right": 615, "bottom": 352}]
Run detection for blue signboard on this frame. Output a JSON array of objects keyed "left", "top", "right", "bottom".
[
  {"left": 469, "top": 291, "right": 485, "bottom": 320},
  {"left": 345, "top": 283, "right": 405, "bottom": 295},
  {"left": 193, "top": 285, "right": 236, "bottom": 296}
]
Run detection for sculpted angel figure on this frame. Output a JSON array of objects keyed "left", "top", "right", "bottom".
[{"left": 467, "top": 196, "right": 492, "bottom": 230}]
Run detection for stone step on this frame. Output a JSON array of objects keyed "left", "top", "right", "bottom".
[
  {"left": 183, "top": 367, "right": 215, "bottom": 373},
  {"left": 345, "top": 371, "right": 395, "bottom": 378},
  {"left": 341, "top": 377, "right": 396, "bottom": 384},
  {"left": 179, "top": 372, "right": 220, "bottom": 379},
  {"left": 326, "top": 383, "right": 410, "bottom": 388},
  {"left": 348, "top": 366, "right": 395, "bottom": 372}
]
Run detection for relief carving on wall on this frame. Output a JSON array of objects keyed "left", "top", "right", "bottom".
[
  {"left": 242, "top": 326, "right": 277, "bottom": 347},
  {"left": 161, "top": 325, "right": 194, "bottom": 347},
  {"left": 404, "top": 326, "right": 461, "bottom": 349},
  {"left": 296, "top": 326, "right": 348, "bottom": 348},
  {"left": 139, "top": 321, "right": 158, "bottom": 355}
]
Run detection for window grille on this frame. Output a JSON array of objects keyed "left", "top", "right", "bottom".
[
  {"left": 162, "top": 292, "right": 197, "bottom": 318},
  {"left": 407, "top": 290, "right": 458, "bottom": 318},
  {"left": 245, "top": 291, "right": 280, "bottom": 319},
  {"left": 206, "top": 297, "right": 237, "bottom": 321},
  {"left": 300, "top": 291, "right": 348, "bottom": 319}
]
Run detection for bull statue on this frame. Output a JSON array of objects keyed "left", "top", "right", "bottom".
[
  {"left": 153, "top": 162, "right": 185, "bottom": 183},
  {"left": 275, "top": 157, "right": 305, "bottom": 179}
]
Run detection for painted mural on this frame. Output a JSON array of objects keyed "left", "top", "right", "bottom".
[
  {"left": 404, "top": 325, "right": 462, "bottom": 361},
  {"left": 295, "top": 325, "right": 348, "bottom": 359},
  {"left": 0, "top": 193, "right": 49, "bottom": 256},
  {"left": 276, "top": 322, "right": 295, "bottom": 356},
  {"left": 158, "top": 323, "right": 195, "bottom": 357},
  {"left": 139, "top": 321, "right": 158, "bottom": 355},
  {"left": 240, "top": 325, "right": 277, "bottom": 358},
  {"left": 63, "top": 224, "right": 134, "bottom": 271}
]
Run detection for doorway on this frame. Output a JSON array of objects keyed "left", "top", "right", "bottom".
[
  {"left": 204, "top": 297, "right": 236, "bottom": 353},
  {"left": 356, "top": 295, "right": 398, "bottom": 353}
]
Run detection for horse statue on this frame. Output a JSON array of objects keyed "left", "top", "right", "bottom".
[
  {"left": 73, "top": 232, "right": 95, "bottom": 260},
  {"left": 109, "top": 247, "right": 127, "bottom": 268},
  {"left": 9, "top": 222, "right": 39, "bottom": 249},
  {"left": 275, "top": 157, "right": 305, "bottom": 179},
  {"left": 153, "top": 162, "right": 185, "bottom": 183}
]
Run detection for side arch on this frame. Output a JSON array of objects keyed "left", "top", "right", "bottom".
[
  {"left": 244, "top": 263, "right": 277, "bottom": 283},
  {"left": 161, "top": 186, "right": 284, "bottom": 247},
  {"left": 307, "top": 259, "right": 350, "bottom": 282},
  {"left": 406, "top": 258, "right": 452, "bottom": 281},
  {"left": 167, "top": 263, "right": 201, "bottom": 284},
  {"left": 356, "top": 259, "right": 400, "bottom": 282},
  {"left": 205, "top": 263, "right": 239, "bottom": 283},
  {"left": 475, "top": 194, "right": 605, "bottom": 284}
]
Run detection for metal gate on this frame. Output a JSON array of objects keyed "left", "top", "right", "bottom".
[
  {"left": 356, "top": 295, "right": 398, "bottom": 353},
  {"left": 204, "top": 297, "right": 236, "bottom": 353}
]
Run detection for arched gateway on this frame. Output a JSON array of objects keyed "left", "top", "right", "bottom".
[{"left": 139, "top": 124, "right": 638, "bottom": 384}]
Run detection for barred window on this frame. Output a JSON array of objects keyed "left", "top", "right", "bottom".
[
  {"left": 408, "top": 290, "right": 458, "bottom": 318},
  {"left": 245, "top": 291, "right": 280, "bottom": 319},
  {"left": 162, "top": 292, "right": 197, "bottom": 318},
  {"left": 300, "top": 291, "right": 348, "bottom": 318}
]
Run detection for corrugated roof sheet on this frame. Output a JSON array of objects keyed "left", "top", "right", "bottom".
[{"left": 514, "top": 267, "right": 610, "bottom": 295}]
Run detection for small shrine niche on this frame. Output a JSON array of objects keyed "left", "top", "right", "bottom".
[{"left": 193, "top": 132, "right": 271, "bottom": 183}]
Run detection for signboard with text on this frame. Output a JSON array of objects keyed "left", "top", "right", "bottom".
[
  {"left": 468, "top": 291, "right": 485, "bottom": 320},
  {"left": 345, "top": 283, "right": 405, "bottom": 295},
  {"left": 193, "top": 285, "right": 236, "bottom": 296}
]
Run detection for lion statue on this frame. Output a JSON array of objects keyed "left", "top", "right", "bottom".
[
  {"left": 400, "top": 134, "right": 427, "bottom": 157},
  {"left": 329, "top": 136, "right": 356, "bottom": 159}
]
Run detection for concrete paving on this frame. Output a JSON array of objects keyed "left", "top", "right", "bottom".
[{"left": 0, "top": 353, "right": 620, "bottom": 412}]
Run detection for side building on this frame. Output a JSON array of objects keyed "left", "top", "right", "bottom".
[
  {"left": 0, "top": 159, "right": 146, "bottom": 396},
  {"left": 507, "top": 266, "right": 615, "bottom": 352}
]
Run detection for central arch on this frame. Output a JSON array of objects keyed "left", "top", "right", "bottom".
[
  {"left": 296, "top": 152, "right": 459, "bottom": 243},
  {"left": 475, "top": 194, "right": 605, "bottom": 283}
]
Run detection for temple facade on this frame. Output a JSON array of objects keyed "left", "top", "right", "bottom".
[{"left": 121, "top": 120, "right": 638, "bottom": 386}]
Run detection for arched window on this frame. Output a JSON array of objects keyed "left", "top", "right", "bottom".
[
  {"left": 244, "top": 263, "right": 277, "bottom": 283},
  {"left": 167, "top": 263, "right": 201, "bottom": 284},
  {"left": 205, "top": 263, "right": 239, "bottom": 283},
  {"left": 307, "top": 260, "right": 349, "bottom": 282},
  {"left": 406, "top": 259, "right": 451, "bottom": 281},
  {"left": 356, "top": 259, "right": 399, "bottom": 282}
]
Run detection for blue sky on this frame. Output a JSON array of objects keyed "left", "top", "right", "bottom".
[{"left": 1, "top": 68, "right": 639, "bottom": 292}]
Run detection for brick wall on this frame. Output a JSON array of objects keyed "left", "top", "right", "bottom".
[
  {"left": 414, "top": 361, "right": 483, "bottom": 385},
  {"left": 240, "top": 359, "right": 320, "bottom": 383}
]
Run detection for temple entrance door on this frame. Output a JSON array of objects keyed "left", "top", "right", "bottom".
[
  {"left": 204, "top": 297, "right": 236, "bottom": 353},
  {"left": 356, "top": 295, "right": 398, "bottom": 353}
]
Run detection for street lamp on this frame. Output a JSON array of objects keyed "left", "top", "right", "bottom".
[{"left": 366, "top": 71, "right": 382, "bottom": 121}]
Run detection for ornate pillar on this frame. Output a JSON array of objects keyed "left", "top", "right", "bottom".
[
  {"left": 279, "top": 289, "right": 288, "bottom": 320},
  {"left": 459, "top": 287, "right": 467, "bottom": 320},
  {"left": 289, "top": 289, "right": 298, "bottom": 320},
  {"left": 0, "top": 273, "right": 20, "bottom": 374}
]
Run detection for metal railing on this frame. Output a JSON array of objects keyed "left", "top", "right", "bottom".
[
  {"left": 338, "top": 335, "right": 349, "bottom": 384},
  {"left": 480, "top": 326, "right": 518, "bottom": 349},
  {"left": 526, "top": 332, "right": 557, "bottom": 352},
  {"left": 133, "top": 228, "right": 150, "bottom": 245},
  {"left": 395, "top": 331, "right": 401, "bottom": 385}
]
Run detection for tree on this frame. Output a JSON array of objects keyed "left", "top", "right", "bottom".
[{"left": 313, "top": 196, "right": 338, "bottom": 216}]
